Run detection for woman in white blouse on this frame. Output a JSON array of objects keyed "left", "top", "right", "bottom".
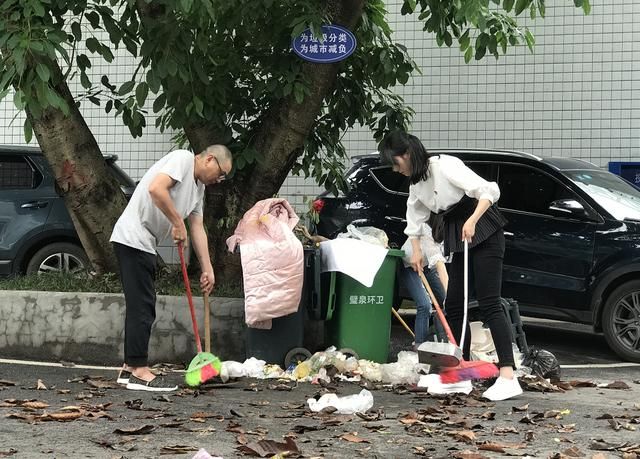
[{"left": 379, "top": 130, "right": 522, "bottom": 402}]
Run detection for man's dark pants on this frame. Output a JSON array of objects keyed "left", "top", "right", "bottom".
[{"left": 113, "top": 242, "right": 157, "bottom": 367}]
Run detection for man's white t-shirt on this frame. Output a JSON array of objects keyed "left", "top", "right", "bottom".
[{"left": 110, "top": 150, "right": 205, "bottom": 254}]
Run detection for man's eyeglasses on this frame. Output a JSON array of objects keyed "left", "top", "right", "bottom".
[{"left": 213, "top": 156, "right": 228, "bottom": 180}]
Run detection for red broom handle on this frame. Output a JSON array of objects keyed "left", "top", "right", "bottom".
[
  {"left": 418, "top": 270, "right": 458, "bottom": 347},
  {"left": 178, "top": 241, "right": 202, "bottom": 353}
]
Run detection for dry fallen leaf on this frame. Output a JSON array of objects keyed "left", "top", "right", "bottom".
[
  {"left": 561, "top": 446, "right": 585, "bottom": 457},
  {"left": 399, "top": 413, "right": 424, "bottom": 426},
  {"left": 236, "top": 437, "right": 299, "bottom": 457},
  {"left": 5, "top": 412, "right": 36, "bottom": 422},
  {"left": 85, "top": 411, "right": 113, "bottom": 420},
  {"left": 42, "top": 411, "right": 84, "bottom": 422},
  {"left": 36, "top": 380, "right": 47, "bottom": 390},
  {"left": 451, "top": 430, "right": 477, "bottom": 444},
  {"left": 340, "top": 433, "right": 369, "bottom": 443},
  {"left": 598, "top": 381, "right": 631, "bottom": 390},
  {"left": 291, "top": 424, "right": 323, "bottom": 434},
  {"left": 512, "top": 404, "right": 529, "bottom": 412},
  {"left": 413, "top": 446, "right": 429, "bottom": 456},
  {"left": 22, "top": 401, "right": 49, "bottom": 409},
  {"left": 519, "top": 415, "right": 537, "bottom": 425},
  {"left": 452, "top": 451, "right": 489, "bottom": 459},
  {"left": 569, "top": 380, "right": 597, "bottom": 388},
  {"left": 320, "top": 416, "right": 346, "bottom": 427},
  {"left": 226, "top": 421, "right": 245, "bottom": 434},
  {"left": 0, "top": 448, "right": 18, "bottom": 457},
  {"left": 90, "top": 437, "right": 137, "bottom": 452},
  {"left": 190, "top": 411, "right": 220, "bottom": 420},
  {"left": 0, "top": 380, "right": 16, "bottom": 387},
  {"left": 160, "top": 445, "right": 198, "bottom": 453},
  {"left": 589, "top": 439, "right": 631, "bottom": 451},
  {"left": 87, "top": 379, "right": 118, "bottom": 389},
  {"left": 557, "top": 424, "right": 577, "bottom": 433},
  {"left": 114, "top": 424, "right": 156, "bottom": 435},
  {"left": 478, "top": 442, "right": 506, "bottom": 453}
]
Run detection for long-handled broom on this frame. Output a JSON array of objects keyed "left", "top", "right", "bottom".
[
  {"left": 419, "top": 240, "right": 498, "bottom": 383},
  {"left": 177, "top": 242, "right": 221, "bottom": 387}
]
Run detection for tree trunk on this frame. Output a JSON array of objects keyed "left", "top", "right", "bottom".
[
  {"left": 136, "top": 0, "right": 365, "bottom": 285},
  {"left": 187, "top": 0, "right": 365, "bottom": 285},
  {"left": 26, "top": 60, "right": 127, "bottom": 275}
]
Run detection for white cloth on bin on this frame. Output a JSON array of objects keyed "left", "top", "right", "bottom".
[{"left": 320, "top": 238, "right": 388, "bottom": 287}]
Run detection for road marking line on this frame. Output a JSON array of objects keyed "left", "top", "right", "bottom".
[
  {"left": 0, "top": 358, "right": 186, "bottom": 373},
  {"left": 561, "top": 362, "right": 640, "bottom": 369},
  {"left": 0, "top": 358, "right": 121, "bottom": 370}
]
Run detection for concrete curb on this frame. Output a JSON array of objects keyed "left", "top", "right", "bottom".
[{"left": 0, "top": 290, "right": 247, "bottom": 365}]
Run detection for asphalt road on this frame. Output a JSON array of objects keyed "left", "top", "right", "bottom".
[
  {"left": 520, "top": 318, "right": 622, "bottom": 365},
  {"left": 1, "top": 316, "right": 639, "bottom": 458}
]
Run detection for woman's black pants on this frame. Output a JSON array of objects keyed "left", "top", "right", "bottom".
[{"left": 445, "top": 230, "right": 515, "bottom": 369}]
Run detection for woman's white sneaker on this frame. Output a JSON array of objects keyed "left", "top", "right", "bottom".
[{"left": 482, "top": 376, "right": 523, "bottom": 401}]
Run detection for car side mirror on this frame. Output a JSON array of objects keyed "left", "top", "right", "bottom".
[{"left": 548, "top": 199, "right": 586, "bottom": 217}]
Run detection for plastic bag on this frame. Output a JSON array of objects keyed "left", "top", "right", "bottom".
[
  {"left": 191, "top": 449, "right": 223, "bottom": 459},
  {"left": 379, "top": 351, "right": 424, "bottom": 385},
  {"left": 357, "top": 359, "right": 382, "bottom": 382},
  {"left": 337, "top": 224, "right": 389, "bottom": 248},
  {"left": 307, "top": 389, "right": 374, "bottom": 414},
  {"left": 521, "top": 347, "right": 561, "bottom": 382}
]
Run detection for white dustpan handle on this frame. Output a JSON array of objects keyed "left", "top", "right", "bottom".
[{"left": 460, "top": 240, "right": 469, "bottom": 349}]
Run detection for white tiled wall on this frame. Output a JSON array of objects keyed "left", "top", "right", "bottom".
[
  {"left": 2, "top": 0, "right": 638, "bottom": 216},
  {"left": 281, "top": 0, "right": 640, "bottom": 209}
]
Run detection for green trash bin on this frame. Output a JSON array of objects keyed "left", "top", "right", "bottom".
[{"left": 325, "top": 249, "right": 403, "bottom": 363}]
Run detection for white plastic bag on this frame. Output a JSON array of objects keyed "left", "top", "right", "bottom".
[
  {"left": 379, "top": 351, "right": 425, "bottom": 385},
  {"left": 357, "top": 359, "right": 383, "bottom": 382},
  {"left": 191, "top": 449, "right": 223, "bottom": 459},
  {"left": 220, "top": 360, "right": 246, "bottom": 382},
  {"left": 337, "top": 224, "right": 389, "bottom": 248},
  {"left": 307, "top": 389, "right": 374, "bottom": 414}
]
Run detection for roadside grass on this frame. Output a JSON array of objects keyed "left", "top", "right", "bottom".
[{"left": 0, "top": 268, "right": 243, "bottom": 297}]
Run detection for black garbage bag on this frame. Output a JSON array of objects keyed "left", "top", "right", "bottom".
[{"left": 522, "top": 347, "right": 561, "bottom": 382}]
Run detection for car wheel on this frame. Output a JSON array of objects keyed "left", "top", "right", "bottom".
[
  {"left": 26, "top": 243, "right": 89, "bottom": 275},
  {"left": 602, "top": 280, "right": 640, "bottom": 363}
]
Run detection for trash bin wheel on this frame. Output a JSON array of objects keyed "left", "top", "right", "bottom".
[
  {"left": 284, "top": 347, "right": 312, "bottom": 368},
  {"left": 338, "top": 347, "right": 359, "bottom": 360}
]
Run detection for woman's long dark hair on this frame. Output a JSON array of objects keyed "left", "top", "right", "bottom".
[{"left": 378, "top": 130, "right": 431, "bottom": 185}]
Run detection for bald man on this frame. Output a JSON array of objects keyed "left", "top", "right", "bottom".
[{"left": 110, "top": 145, "right": 232, "bottom": 391}]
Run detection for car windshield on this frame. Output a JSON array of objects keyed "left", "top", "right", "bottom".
[{"left": 566, "top": 170, "right": 640, "bottom": 221}]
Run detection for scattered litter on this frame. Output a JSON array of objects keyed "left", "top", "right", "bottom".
[
  {"left": 307, "top": 388, "right": 374, "bottom": 414},
  {"left": 191, "top": 448, "right": 223, "bottom": 459}
]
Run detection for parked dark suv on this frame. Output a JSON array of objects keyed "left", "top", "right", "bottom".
[
  {"left": 316, "top": 149, "right": 640, "bottom": 362},
  {"left": 0, "top": 146, "right": 135, "bottom": 276}
]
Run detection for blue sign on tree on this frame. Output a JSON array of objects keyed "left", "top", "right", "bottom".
[{"left": 292, "top": 24, "right": 357, "bottom": 63}]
